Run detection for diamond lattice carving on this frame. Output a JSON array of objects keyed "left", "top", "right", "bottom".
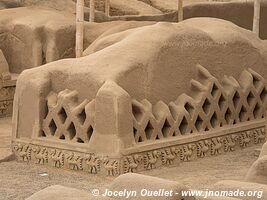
[{"left": 132, "top": 66, "right": 267, "bottom": 143}]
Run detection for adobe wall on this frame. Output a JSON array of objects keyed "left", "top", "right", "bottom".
[
  {"left": 0, "top": 7, "right": 154, "bottom": 74},
  {"left": 0, "top": 49, "right": 15, "bottom": 117},
  {"left": 12, "top": 18, "right": 267, "bottom": 175},
  {"left": 110, "top": 2, "right": 267, "bottom": 40},
  {"left": 184, "top": 1, "right": 267, "bottom": 40},
  {"left": 15, "top": 18, "right": 267, "bottom": 106},
  {"left": 0, "top": 7, "right": 76, "bottom": 73},
  {"left": 82, "top": 18, "right": 267, "bottom": 104},
  {"left": 12, "top": 64, "right": 267, "bottom": 175},
  {"left": 1, "top": 2, "right": 266, "bottom": 75},
  {"left": 12, "top": 18, "right": 267, "bottom": 139}
]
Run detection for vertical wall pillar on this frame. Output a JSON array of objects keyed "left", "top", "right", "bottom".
[
  {"left": 178, "top": 0, "right": 183, "bottom": 22},
  {"left": 253, "top": 0, "right": 261, "bottom": 37},
  {"left": 76, "top": 0, "right": 84, "bottom": 58},
  {"left": 90, "top": 0, "right": 95, "bottom": 22},
  {"left": 105, "top": 0, "right": 110, "bottom": 17},
  {"left": 89, "top": 81, "right": 135, "bottom": 154}
]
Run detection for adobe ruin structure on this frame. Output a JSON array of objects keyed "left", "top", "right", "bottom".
[
  {"left": 0, "top": 1, "right": 267, "bottom": 121},
  {"left": 11, "top": 16, "right": 267, "bottom": 175},
  {"left": 3, "top": 2, "right": 267, "bottom": 200}
]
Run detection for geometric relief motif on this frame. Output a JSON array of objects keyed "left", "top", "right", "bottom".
[
  {"left": 124, "top": 127, "right": 266, "bottom": 174},
  {"left": 12, "top": 143, "right": 120, "bottom": 176},
  {"left": 12, "top": 127, "right": 266, "bottom": 176},
  {"left": 132, "top": 65, "right": 267, "bottom": 143},
  {"left": 42, "top": 89, "right": 95, "bottom": 144}
]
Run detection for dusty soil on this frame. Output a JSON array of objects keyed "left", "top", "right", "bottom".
[{"left": 0, "top": 117, "right": 260, "bottom": 200}]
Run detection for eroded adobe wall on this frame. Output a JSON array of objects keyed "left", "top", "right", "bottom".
[
  {"left": 184, "top": 1, "right": 267, "bottom": 40},
  {"left": 15, "top": 18, "right": 267, "bottom": 106},
  {"left": 0, "top": 49, "right": 14, "bottom": 117},
  {"left": 72, "top": 0, "right": 106, "bottom": 12},
  {"left": 0, "top": 7, "right": 154, "bottom": 74},
  {"left": 87, "top": 0, "right": 106, "bottom": 12},
  {"left": 81, "top": 18, "right": 267, "bottom": 104},
  {"left": 110, "top": 1, "right": 267, "bottom": 40},
  {"left": 12, "top": 18, "right": 267, "bottom": 142},
  {"left": 0, "top": 7, "right": 76, "bottom": 73},
  {"left": 12, "top": 66, "right": 267, "bottom": 174},
  {"left": 12, "top": 18, "right": 267, "bottom": 174}
]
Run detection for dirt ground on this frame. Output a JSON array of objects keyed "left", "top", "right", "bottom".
[{"left": 0, "top": 117, "right": 261, "bottom": 200}]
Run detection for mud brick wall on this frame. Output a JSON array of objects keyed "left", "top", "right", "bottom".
[
  {"left": 83, "top": 0, "right": 125, "bottom": 16},
  {"left": 0, "top": 86, "right": 15, "bottom": 117},
  {"left": 84, "top": 0, "right": 105, "bottom": 12}
]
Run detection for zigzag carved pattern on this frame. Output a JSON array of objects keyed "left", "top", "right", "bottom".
[
  {"left": 42, "top": 89, "right": 95, "bottom": 143},
  {"left": 132, "top": 65, "right": 267, "bottom": 143}
]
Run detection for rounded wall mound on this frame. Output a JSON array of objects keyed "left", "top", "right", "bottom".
[
  {"left": 0, "top": 7, "right": 76, "bottom": 74},
  {"left": 58, "top": 18, "right": 267, "bottom": 104},
  {"left": 16, "top": 18, "right": 267, "bottom": 105},
  {"left": 12, "top": 18, "right": 267, "bottom": 175},
  {"left": 184, "top": 1, "right": 267, "bottom": 40},
  {"left": 13, "top": 18, "right": 267, "bottom": 140}
]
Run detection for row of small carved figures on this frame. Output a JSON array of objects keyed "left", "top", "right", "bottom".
[
  {"left": 123, "top": 128, "right": 266, "bottom": 173},
  {"left": 12, "top": 144, "right": 119, "bottom": 176},
  {"left": 12, "top": 128, "right": 266, "bottom": 176}
]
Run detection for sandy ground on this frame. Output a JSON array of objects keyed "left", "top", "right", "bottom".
[{"left": 0, "top": 117, "right": 260, "bottom": 200}]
